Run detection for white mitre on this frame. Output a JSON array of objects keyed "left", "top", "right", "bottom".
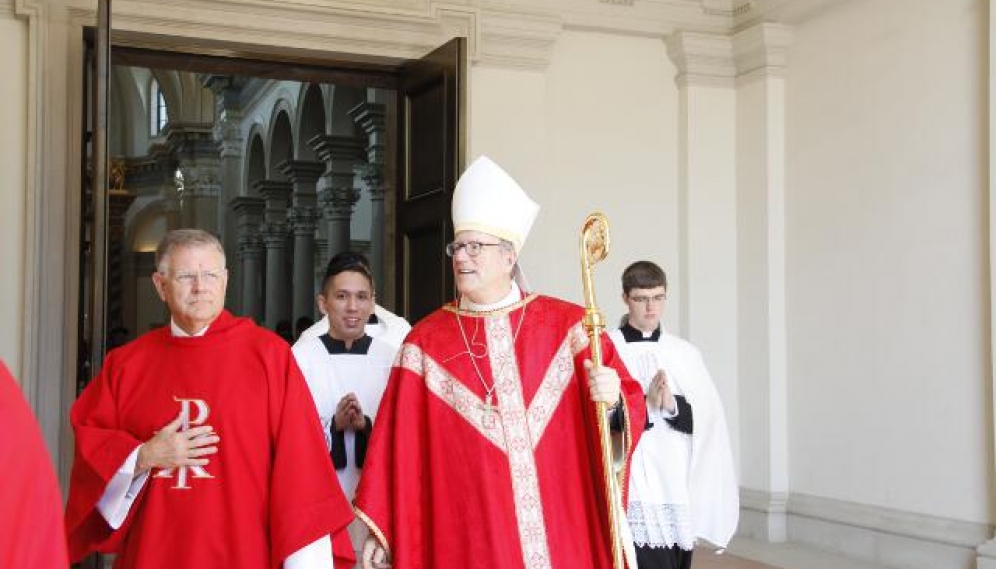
[{"left": 452, "top": 156, "right": 539, "bottom": 253}]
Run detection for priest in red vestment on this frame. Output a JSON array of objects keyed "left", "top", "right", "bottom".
[
  {"left": 65, "top": 229, "right": 355, "bottom": 569},
  {"left": 0, "top": 360, "right": 69, "bottom": 569},
  {"left": 355, "top": 156, "right": 647, "bottom": 569}
]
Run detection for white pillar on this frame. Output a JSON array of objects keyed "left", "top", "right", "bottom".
[
  {"left": 665, "top": 30, "right": 741, "bottom": 486},
  {"left": 735, "top": 22, "right": 793, "bottom": 543}
]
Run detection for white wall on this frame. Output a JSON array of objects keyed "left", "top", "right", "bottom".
[
  {"left": 0, "top": 10, "right": 27, "bottom": 380},
  {"left": 470, "top": 30, "right": 681, "bottom": 330},
  {"left": 785, "top": 0, "right": 989, "bottom": 523}
]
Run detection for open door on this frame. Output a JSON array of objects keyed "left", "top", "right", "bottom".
[
  {"left": 77, "top": 8, "right": 112, "bottom": 569},
  {"left": 78, "top": 0, "right": 112, "bottom": 394},
  {"left": 396, "top": 37, "right": 466, "bottom": 324}
]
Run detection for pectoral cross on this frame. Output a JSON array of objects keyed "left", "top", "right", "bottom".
[{"left": 479, "top": 392, "right": 498, "bottom": 429}]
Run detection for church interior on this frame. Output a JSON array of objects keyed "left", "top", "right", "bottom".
[
  {"left": 0, "top": 0, "right": 993, "bottom": 568},
  {"left": 101, "top": 66, "right": 394, "bottom": 341}
]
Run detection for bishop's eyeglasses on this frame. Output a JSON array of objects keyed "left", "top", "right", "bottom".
[{"left": 445, "top": 241, "right": 503, "bottom": 258}]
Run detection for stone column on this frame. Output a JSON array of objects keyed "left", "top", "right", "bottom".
[
  {"left": 349, "top": 102, "right": 387, "bottom": 296},
  {"left": 279, "top": 160, "right": 325, "bottom": 323},
  {"left": 150, "top": 146, "right": 182, "bottom": 230},
  {"left": 107, "top": 188, "right": 136, "bottom": 333},
  {"left": 254, "top": 180, "right": 293, "bottom": 329},
  {"left": 230, "top": 197, "right": 266, "bottom": 323},
  {"left": 310, "top": 134, "right": 363, "bottom": 258},
  {"left": 314, "top": 234, "right": 328, "bottom": 295},
  {"left": 167, "top": 123, "right": 221, "bottom": 233},
  {"left": 205, "top": 75, "right": 247, "bottom": 309}
]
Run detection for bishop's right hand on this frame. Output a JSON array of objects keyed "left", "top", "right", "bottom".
[
  {"left": 136, "top": 413, "right": 219, "bottom": 473},
  {"left": 362, "top": 536, "right": 392, "bottom": 569}
]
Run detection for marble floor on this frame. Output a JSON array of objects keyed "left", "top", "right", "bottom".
[
  {"left": 695, "top": 551, "right": 780, "bottom": 569},
  {"left": 693, "top": 538, "right": 896, "bottom": 569}
]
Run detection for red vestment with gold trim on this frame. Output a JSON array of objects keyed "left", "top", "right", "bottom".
[{"left": 355, "top": 295, "right": 646, "bottom": 569}]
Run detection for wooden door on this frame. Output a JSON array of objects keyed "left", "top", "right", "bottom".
[{"left": 395, "top": 38, "right": 466, "bottom": 324}]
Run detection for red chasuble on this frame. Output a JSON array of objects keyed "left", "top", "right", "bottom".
[
  {"left": 0, "top": 361, "right": 69, "bottom": 569},
  {"left": 65, "top": 311, "right": 356, "bottom": 569},
  {"left": 354, "top": 295, "right": 646, "bottom": 569}
]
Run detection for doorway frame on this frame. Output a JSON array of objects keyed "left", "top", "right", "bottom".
[{"left": 14, "top": 1, "right": 509, "bottom": 484}]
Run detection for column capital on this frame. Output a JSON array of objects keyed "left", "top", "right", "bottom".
[
  {"left": 253, "top": 179, "right": 293, "bottom": 224},
  {"left": 214, "top": 109, "right": 244, "bottom": 143},
  {"left": 348, "top": 102, "right": 386, "bottom": 137},
  {"left": 165, "top": 123, "right": 217, "bottom": 158},
  {"left": 732, "top": 23, "right": 793, "bottom": 82},
  {"left": 289, "top": 206, "right": 321, "bottom": 235},
  {"left": 260, "top": 222, "right": 290, "bottom": 246},
  {"left": 308, "top": 134, "right": 366, "bottom": 164},
  {"left": 121, "top": 156, "right": 172, "bottom": 190},
  {"left": 252, "top": 180, "right": 293, "bottom": 201},
  {"left": 665, "top": 30, "right": 735, "bottom": 88},
  {"left": 320, "top": 187, "right": 361, "bottom": 218},
  {"left": 278, "top": 160, "right": 326, "bottom": 185},
  {"left": 349, "top": 103, "right": 388, "bottom": 165},
  {"left": 356, "top": 163, "right": 386, "bottom": 201},
  {"left": 230, "top": 196, "right": 266, "bottom": 222},
  {"left": 202, "top": 74, "right": 249, "bottom": 101},
  {"left": 217, "top": 138, "right": 244, "bottom": 159},
  {"left": 253, "top": 179, "right": 292, "bottom": 203},
  {"left": 238, "top": 233, "right": 265, "bottom": 258}
]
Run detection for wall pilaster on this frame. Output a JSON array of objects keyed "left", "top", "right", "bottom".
[
  {"left": 665, "top": 28, "right": 741, "bottom": 505},
  {"left": 732, "top": 21, "right": 792, "bottom": 543}
]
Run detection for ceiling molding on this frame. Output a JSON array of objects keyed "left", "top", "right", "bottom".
[
  {"left": 101, "top": 1, "right": 571, "bottom": 69},
  {"left": 732, "top": 0, "right": 843, "bottom": 29},
  {"left": 26, "top": 0, "right": 801, "bottom": 76},
  {"left": 700, "top": 0, "right": 752, "bottom": 18}
]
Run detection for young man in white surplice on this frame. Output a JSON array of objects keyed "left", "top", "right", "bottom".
[
  {"left": 293, "top": 252, "right": 400, "bottom": 564},
  {"left": 608, "top": 261, "right": 739, "bottom": 569}
]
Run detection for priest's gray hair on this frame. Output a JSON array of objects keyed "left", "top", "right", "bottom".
[{"left": 155, "top": 229, "right": 226, "bottom": 273}]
